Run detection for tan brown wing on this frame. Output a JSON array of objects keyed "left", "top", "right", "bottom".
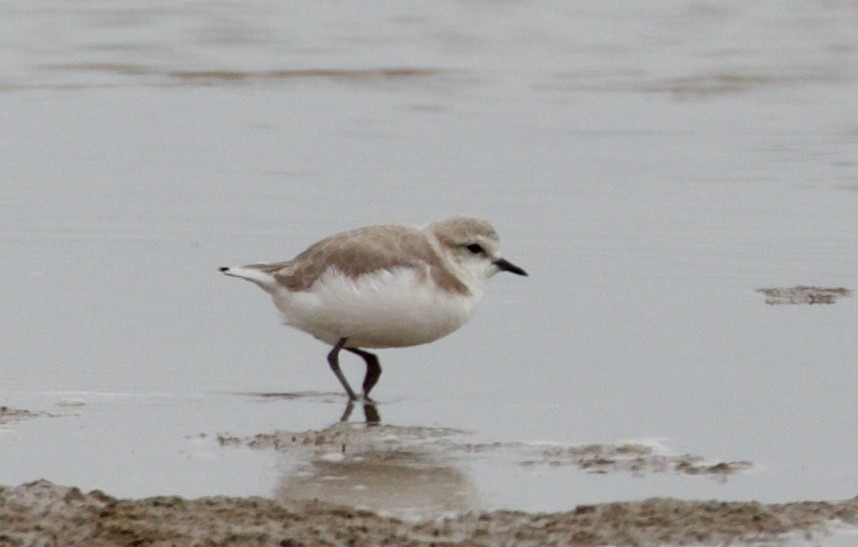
[
  {"left": 273, "top": 225, "right": 428, "bottom": 291},
  {"left": 272, "top": 224, "right": 468, "bottom": 294}
]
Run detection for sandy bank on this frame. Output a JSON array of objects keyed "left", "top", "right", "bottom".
[{"left": 2, "top": 480, "right": 857, "bottom": 546}]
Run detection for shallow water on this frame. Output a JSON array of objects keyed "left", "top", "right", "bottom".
[{"left": 2, "top": 0, "right": 858, "bottom": 519}]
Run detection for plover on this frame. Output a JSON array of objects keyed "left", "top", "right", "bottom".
[{"left": 220, "top": 216, "right": 527, "bottom": 401}]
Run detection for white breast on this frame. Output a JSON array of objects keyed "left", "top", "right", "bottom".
[{"left": 271, "top": 266, "right": 482, "bottom": 348}]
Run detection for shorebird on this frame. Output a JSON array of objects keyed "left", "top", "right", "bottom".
[{"left": 220, "top": 215, "right": 527, "bottom": 401}]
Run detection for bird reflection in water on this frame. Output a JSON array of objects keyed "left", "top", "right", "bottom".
[{"left": 339, "top": 399, "right": 380, "bottom": 424}]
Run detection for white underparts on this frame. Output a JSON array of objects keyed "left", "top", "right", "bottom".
[{"left": 270, "top": 266, "right": 480, "bottom": 348}]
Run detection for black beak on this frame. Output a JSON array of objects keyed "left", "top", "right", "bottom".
[{"left": 493, "top": 258, "right": 528, "bottom": 276}]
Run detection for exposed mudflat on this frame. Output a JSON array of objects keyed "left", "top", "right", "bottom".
[
  {"left": 0, "top": 406, "right": 54, "bottom": 424},
  {"left": 2, "top": 480, "right": 857, "bottom": 546},
  {"left": 216, "top": 422, "right": 754, "bottom": 483},
  {"left": 756, "top": 286, "right": 852, "bottom": 305},
  {"left": 3, "top": 412, "right": 855, "bottom": 545}
]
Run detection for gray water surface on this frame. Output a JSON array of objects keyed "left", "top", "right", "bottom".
[{"left": 2, "top": 0, "right": 857, "bottom": 516}]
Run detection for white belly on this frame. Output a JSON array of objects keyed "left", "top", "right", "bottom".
[{"left": 271, "top": 267, "right": 481, "bottom": 348}]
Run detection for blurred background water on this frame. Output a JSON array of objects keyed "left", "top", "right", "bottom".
[{"left": 2, "top": 1, "right": 857, "bottom": 514}]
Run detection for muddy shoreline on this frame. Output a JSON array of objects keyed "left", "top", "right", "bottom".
[
  {"left": 1, "top": 480, "right": 856, "bottom": 546},
  {"left": 4, "top": 406, "right": 857, "bottom": 544}
]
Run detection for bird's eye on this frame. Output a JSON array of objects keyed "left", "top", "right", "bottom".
[{"left": 465, "top": 243, "right": 485, "bottom": 255}]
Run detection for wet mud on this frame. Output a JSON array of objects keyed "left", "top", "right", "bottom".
[
  {"left": 1, "top": 406, "right": 854, "bottom": 544},
  {"left": 2, "top": 480, "right": 857, "bottom": 546},
  {"left": 0, "top": 406, "right": 54, "bottom": 424},
  {"left": 756, "top": 286, "right": 852, "bottom": 305},
  {"left": 216, "top": 424, "right": 753, "bottom": 481}
]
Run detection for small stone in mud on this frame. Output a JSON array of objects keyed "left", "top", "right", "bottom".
[{"left": 216, "top": 433, "right": 243, "bottom": 446}]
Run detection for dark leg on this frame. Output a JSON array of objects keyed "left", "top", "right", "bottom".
[
  {"left": 345, "top": 347, "right": 382, "bottom": 400},
  {"left": 362, "top": 402, "right": 381, "bottom": 425},
  {"left": 339, "top": 400, "right": 355, "bottom": 422},
  {"left": 327, "top": 338, "right": 357, "bottom": 400}
]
